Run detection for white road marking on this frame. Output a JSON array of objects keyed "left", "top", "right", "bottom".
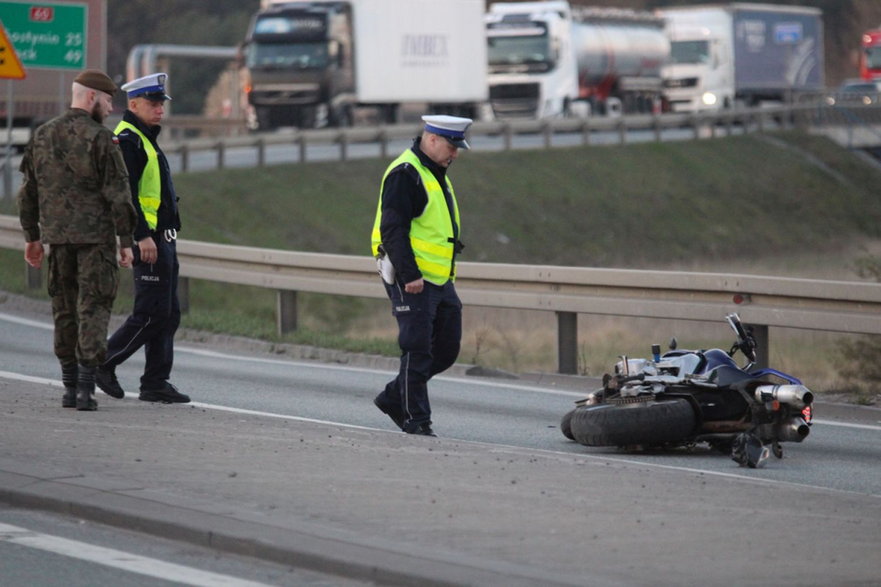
[
  {"left": 0, "top": 311, "right": 588, "bottom": 397},
  {"left": 0, "top": 522, "right": 274, "bottom": 587}
]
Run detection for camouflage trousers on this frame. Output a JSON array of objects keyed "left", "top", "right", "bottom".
[{"left": 47, "top": 243, "right": 119, "bottom": 368}]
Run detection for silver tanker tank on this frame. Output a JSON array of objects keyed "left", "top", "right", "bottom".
[{"left": 570, "top": 7, "right": 669, "bottom": 113}]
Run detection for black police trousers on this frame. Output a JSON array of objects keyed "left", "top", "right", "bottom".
[
  {"left": 377, "top": 279, "right": 462, "bottom": 430},
  {"left": 103, "top": 236, "right": 180, "bottom": 390}
]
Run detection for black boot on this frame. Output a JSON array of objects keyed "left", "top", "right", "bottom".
[
  {"left": 61, "top": 364, "right": 78, "bottom": 408},
  {"left": 76, "top": 365, "right": 98, "bottom": 411}
]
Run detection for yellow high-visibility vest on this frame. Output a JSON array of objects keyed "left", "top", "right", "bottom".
[
  {"left": 114, "top": 121, "right": 160, "bottom": 230},
  {"left": 371, "top": 150, "right": 460, "bottom": 285}
]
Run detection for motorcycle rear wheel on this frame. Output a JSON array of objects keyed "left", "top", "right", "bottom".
[{"left": 569, "top": 398, "right": 696, "bottom": 448}]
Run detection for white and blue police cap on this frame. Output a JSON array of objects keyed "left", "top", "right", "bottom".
[
  {"left": 422, "top": 115, "right": 473, "bottom": 150},
  {"left": 121, "top": 73, "right": 172, "bottom": 101}
]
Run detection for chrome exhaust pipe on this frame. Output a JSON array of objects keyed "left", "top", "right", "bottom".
[
  {"left": 754, "top": 384, "right": 814, "bottom": 409},
  {"left": 775, "top": 416, "right": 811, "bottom": 443}
]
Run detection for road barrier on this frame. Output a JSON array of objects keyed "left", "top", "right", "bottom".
[
  {"left": 152, "top": 102, "right": 881, "bottom": 171},
  {"left": 2, "top": 214, "right": 880, "bottom": 373}
]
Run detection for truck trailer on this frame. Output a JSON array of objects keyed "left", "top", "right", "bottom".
[
  {"left": 660, "top": 3, "right": 824, "bottom": 113},
  {"left": 241, "top": 0, "right": 487, "bottom": 130},
  {"left": 485, "top": 1, "right": 669, "bottom": 119}
]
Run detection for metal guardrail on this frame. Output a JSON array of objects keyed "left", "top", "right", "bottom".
[
  {"left": 5, "top": 103, "right": 880, "bottom": 201},
  {"left": 3, "top": 214, "right": 880, "bottom": 373},
  {"left": 153, "top": 102, "right": 881, "bottom": 171}
]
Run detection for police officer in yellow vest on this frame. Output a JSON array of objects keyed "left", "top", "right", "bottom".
[
  {"left": 95, "top": 73, "right": 190, "bottom": 404},
  {"left": 371, "top": 115, "right": 471, "bottom": 436}
]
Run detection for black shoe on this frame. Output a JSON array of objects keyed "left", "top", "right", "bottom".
[
  {"left": 95, "top": 366, "right": 125, "bottom": 399},
  {"left": 139, "top": 382, "right": 190, "bottom": 404},
  {"left": 405, "top": 423, "right": 437, "bottom": 437},
  {"left": 374, "top": 394, "right": 405, "bottom": 430},
  {"left": 61, "top": 365, "right": 77, "bottom": 407},
  {"left": 76, "top": 395, "right": 98, "bottom": 411},
  {"left": 76, "top": 365, "right": 98, "bottom": 411},
  {"left": 62, "top": 388, "right": 77, "bottom": 408}
]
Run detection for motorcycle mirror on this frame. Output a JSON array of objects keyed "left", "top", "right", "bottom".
[{"left": 668, "top": 337, "right": 677, "bottom": 350}]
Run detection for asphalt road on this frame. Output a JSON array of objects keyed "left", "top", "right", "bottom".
[
  {"left": 0, "top": 507, "right": 367, "bottom": 587},
  {"left": 1, "top": 308, "right": 879, "bottom": 495},
  {"left": 1, "top": 299, "right": 880, "bottom": 585}
]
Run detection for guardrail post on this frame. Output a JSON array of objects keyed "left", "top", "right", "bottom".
[
  {"left": 339, "top": 131, "right": 348, "bottom": 162},
  {"left": 581, "top": 119, "right": 591, "bottom": 145},
  {"left": 503, "top": 123, "right": 513, "bottom": 151},
  {"left": 26, "top": 263, "right": 41, "bottom": 290},
  {"left": 542, "top": 122, "right": 552, "bottom": 148},
  {"left": 178, "top": 276, "right": 189, "bottom": 314},
  {"left": 256, "top": 138, "right": 265, "bottom": 167},
  {"left": 2, "top": 154, "right": 11, "bottom": 202},
  {"left": 380, "top": 129, "right": 389, "bottom": 159},
  {"left": 746, "top": 323, "right": 769, "bottom": 370},
  {"left": 652, "top": 115, "right": 662, "bottom": 142},
  {"left": 216, "top": 141, "right": 225, "bottom": 170},
  {"left": 556, "top": 311, "right": 578, "bottom": 374},
  {"left": 277, "top": 289, "right": 298, "bottom": 335},
  {"left": 297, "top": 134, "right": 307, "bottom": 163},
  {"left": 617, "top": 119, "right": 627, "bottom": 145},
  {"left": 180, "top": 144, "right": 189, "bottom": 172}
]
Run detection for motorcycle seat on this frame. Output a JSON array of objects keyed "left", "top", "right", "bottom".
[{"left": 707, "top": 364, "right": 754, "bottom": 387}]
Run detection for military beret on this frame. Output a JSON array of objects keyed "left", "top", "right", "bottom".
[{"left": 74, "top": 69, "right": 118, "bottom": 96}]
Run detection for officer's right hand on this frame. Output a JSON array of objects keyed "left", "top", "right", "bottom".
[
  {"left": 138, "top": 236, "right": 158, "bottom": 265},
  {"left": 404, "top": 278, "right": 424, "bottom": 294}
]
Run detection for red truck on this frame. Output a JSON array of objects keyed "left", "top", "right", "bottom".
[{"left": 860, "top": 28, "right": 881, "bottom": 81}]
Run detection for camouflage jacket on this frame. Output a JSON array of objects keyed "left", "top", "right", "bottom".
[{"left": 18, "top": 108, "right": 136, "bottom": 247}]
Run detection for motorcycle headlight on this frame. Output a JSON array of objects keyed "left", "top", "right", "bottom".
[{"left": 701, "top": 92, "right": 718, "bottom": 106}]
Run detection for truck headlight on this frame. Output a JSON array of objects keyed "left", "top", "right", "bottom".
[{"left": 701, "top": 92, "right": 717, "bottom": 106}]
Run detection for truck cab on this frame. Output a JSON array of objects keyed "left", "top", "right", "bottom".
[
  {"left": 242, "top": 1, "right": 353, "bottom": 129},
  {"left": 485, "top": 1, "right": 578, "bottom": 119},
  {"left": 660, "top": 10, "right": 733, "bottom": 113}
]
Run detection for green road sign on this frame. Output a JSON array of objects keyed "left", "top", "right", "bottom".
[{"left": 0, "top": 1, "right": 87, "bottom": 69}]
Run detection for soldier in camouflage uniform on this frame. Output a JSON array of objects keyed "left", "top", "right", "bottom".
[{"left": 17, "top": 69, "right": 137, "bottom": 411}]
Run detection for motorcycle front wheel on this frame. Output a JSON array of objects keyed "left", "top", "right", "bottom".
[
  {"left": 561, "top": 408, "right": 575, "bottom": 440},
  {"left": 569, "top": 398, "right": 696, "bottom": 448}
]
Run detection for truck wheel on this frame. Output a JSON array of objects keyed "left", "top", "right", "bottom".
[
  {"left": 254, "top": 107, "right": 273, "bottom": 131},
  {"left": 330, "top": 105, "right": 352, "bottom": 127},
  {"left": 569, "top": 398, "right": 695, "bottom": 448}
]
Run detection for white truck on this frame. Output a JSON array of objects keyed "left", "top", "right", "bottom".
[
  {"left": 660, "top": 3, "right": 825, "bottom": 113},
  {"left": 242, "top": 0, "right": 488, "bottom": 129},
  {"left": 485, "top": 1, "right": 669, "bottom": 119}
]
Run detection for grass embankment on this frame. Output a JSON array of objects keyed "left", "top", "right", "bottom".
[{"left": 3, "top": 131, "right": 881, "bottom": 395}]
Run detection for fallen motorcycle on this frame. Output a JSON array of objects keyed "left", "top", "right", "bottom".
[{"left": 561, "top": 313, "right": 813, "bottom": 468}]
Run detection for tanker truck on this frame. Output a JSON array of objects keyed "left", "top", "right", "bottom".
[
  {"left": 242, "top": 0, "right": 487, "bottom": 129},
  {"left": 660, "top": 4, "right": 824, "bottom": 113},
  {"left": 485, "top": 1, "right": 669, "bottom": 119}
]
